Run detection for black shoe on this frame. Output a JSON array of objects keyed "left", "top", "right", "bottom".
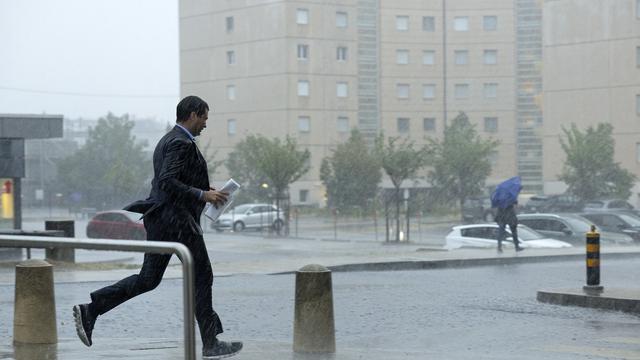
[
  {"left": 73, "top": 304, "right": 96, "bottom": 347},
  {"left": 203, "top": 339, "right": 243, "bottom": 359},
  {"left": 515, "top": 247, "right": 525, "bottom": 252},
  {"left": 497, "top": 247, "right": 503, "bottom": 253}
]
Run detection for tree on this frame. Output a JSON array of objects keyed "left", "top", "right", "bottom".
[
  {"left": 428, "top": 112, "right": 500, "bottom": 221},
  {"left": 374, "top": 134, "right": 429, "bottom": 242},
  {"left": 320, "top": 129, "right": 381, "bottom": 211},
  {"left": 57, "top": 113, "right": 150, "bottom": 210},
  {"left": 559, "top": 123, "right": 636, "bottom": 201},
  {"left": 226, "top": 135, "right": 310, "bottom": 234},
  {"left": 196, "top": 138, "right": 224, "bottom": 180}
]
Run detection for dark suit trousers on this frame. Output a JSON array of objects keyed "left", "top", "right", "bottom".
[{"left": 89, "top": 213, "right": 223, "bottom": 346}]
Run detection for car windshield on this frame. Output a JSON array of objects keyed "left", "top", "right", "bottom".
[
  {"left": 618, "top": 213, "right": 640, "bottom": 227},
  {"left": 231, "top": 205, "right": 253, "bottom": 214},
  {"left": 512, "top": 226, "right": 545, "bottom": 241},
  {"left": 564, "top": 216, "right": 592, "bottom": 232}
]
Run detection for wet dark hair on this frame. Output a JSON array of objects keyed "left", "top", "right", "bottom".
[{"left": 176, "top": 96, "right": 209, "bottom": 122}]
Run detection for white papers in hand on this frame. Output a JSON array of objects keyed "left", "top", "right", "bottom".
[{"left": 204, "top": 178, "right": 241, "bottom": 221}]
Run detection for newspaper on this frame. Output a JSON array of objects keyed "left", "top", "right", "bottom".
[{"left": 204, "top": 178, "right": 241, "bottom": 221}]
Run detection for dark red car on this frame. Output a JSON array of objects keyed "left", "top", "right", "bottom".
[{"left": 86, "top": 210, "right": 146, "bottom": 240}]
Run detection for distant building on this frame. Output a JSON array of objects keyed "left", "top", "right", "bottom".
[
  {"left": 180, "top": 0, "right": 542, "bottom": 205},
  {"left": 542, "top": 0, "right": 640, "bottom": 202}
]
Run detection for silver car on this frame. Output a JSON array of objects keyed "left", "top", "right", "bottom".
[{"left": 212, "top": 203, "right": 284, "bottom": 232}]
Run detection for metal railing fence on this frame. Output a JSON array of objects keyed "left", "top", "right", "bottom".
[{"left": 0, "top": 235, "right": 196, "bottom": 360}]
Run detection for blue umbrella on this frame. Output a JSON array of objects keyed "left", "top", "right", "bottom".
[{"left": 491, "top": 176, "right": 522, "bottom": 209}]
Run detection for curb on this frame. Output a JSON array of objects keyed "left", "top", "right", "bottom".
[
  {"left": 537, "top": 288, "right": 640, "bottom": 314},
  {"left": 271, "top": 251, "right": 640, "bottom": 275}
]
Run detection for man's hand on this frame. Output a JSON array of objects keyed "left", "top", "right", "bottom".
[{"left": 204, "top": 189, "right": 229, "bottom": 208}]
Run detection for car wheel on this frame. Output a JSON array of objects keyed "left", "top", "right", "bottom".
[
  {"left": 272, "top": 219, "right": 284, "bottom": 232},
  {"left": 233, "top": 221, "right": 245, "bottom": 232},
  {"left": 215, "top": 228, "right": 224, "bottom": 233},
  {"left": 484, "top": 212, "right": 494, "bottom": 222}
]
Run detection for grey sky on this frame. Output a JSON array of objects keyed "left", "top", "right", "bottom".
[{"left": 0, "top": 0, "right": 179, "bottom": 122}]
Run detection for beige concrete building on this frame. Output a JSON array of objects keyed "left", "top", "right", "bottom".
[
  {"left": 180, "top": 0, "right": 524, "bottom": 206},
  {"left": 542, "top": 0, "right": 640, "bottom": 202}
]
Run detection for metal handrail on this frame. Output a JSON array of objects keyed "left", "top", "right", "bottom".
[{"left": 0, "top": 235, "right": 196, "bottom": 360}]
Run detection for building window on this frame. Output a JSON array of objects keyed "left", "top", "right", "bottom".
[
  {"left": 396, "top": 49, "right": 409, "bottom": 65},
  {"left": 423, "top": 118, "right": 436, "bottom": 132},
  {"left": 226, "top": 85, "right": 236, "bottom": 100},
  {"left": 298, "top": 116, "right": 311, "bottom": 133},
  {"left": 396, "top": 84, "right": 410, "bottom": 99},
  {"left": 299, "top": 189, "right": 309, "bottom": 203},
  {"left": 226, "top": 50, "right": 236, "bottom": 65},
  {"left": 297, "top": 44, "right": 309, "bottom": 60},
  {"left": 336, "top": 82, "right": 348, "bottom": 98},
  {"left": 454, "top": 84, "right": 469, "bottom": 99},
  {"left": 637, "top": 46, "right": 640, "bottom": 67},
  {"left": 637, "top": 0, "right": 640, "bottom": 18},
  {"left": 336, "top": 46, "right": 348, "bottom": 61},
  {"left": 226, "top": 16, "right": 234, "bottom": 32},
  {"left": 484, "top": 83, "right": 498, "bottom": 98},
  {"left": 227, "top": 119, "right": 237, "bottom": 135},
  {"left": 454, "top": 50, "right": 468, "bottom": 65},
  {"left": 337, "top": 116, "right": 349, "bottom": 133},
  {"left": 483, "top": 16, "right": 497, "bottom": 31},
  {"left": 422, "top": 84, "right": 436, "bottom": 99},
  {"left": 298, "top": 80, "right": 309, "bottom": 97},
  {"left": 396, "top": 16, "right": 409, "bottom": 31},
  {"left": 454, "top": 16, "right": 469, "bottom": 31},
  {"left": 336, "top": 11, "right": 348, "bottom": 28},
  {"left": 297, "top": 9, "right": 309, "bottom": 24},
  {"left": 423, "top": 50, "right": 435, "bottom": 65},
  {"left": 637, "top": 95, "right": 640, "bottom": 114},
  {"left": 423, "top": 16, "right": 435, "bottom": 31},
  {"left": 484, "top": 117, "right": 498, "bottom": 133},
  {"left": 484, "top": 50, "right": 497, "bottom": 65},
  {"left": 397, "top": 118, "right": 410, "bottom": 133}
]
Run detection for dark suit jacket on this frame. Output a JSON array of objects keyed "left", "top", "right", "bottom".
[{"left": 124, "top": 126, "right": 209, "bottom": 236}]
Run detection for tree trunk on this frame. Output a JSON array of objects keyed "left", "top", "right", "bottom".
[{"left": 395, "top": 186, "right": 400, "bottom": 242}]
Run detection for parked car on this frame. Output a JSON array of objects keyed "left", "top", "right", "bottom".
[
  {"left": 444, "top": 223, "right": 572, "bottom": 250},
  {"left": 520, "top": 194, "right": 583, "bottom": 213},
  {"left": 462, "top": 197, "right": 496, "bottom": 223},
  {"left": 517, "top": 213, "right": 634, "bottom": 245},
  {"left": 582, "top": 199, "right": 635, "bottom": 213},
  {"left": 580, "top": 212, "right": 640, "bottom": 242},
  {"left": 86, "top": 210, "right": 146, "bottom": 240},
  {"left": 212, "top": 203, "right": 284, "bottom": 232}
]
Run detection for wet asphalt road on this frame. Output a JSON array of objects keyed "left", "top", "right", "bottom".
[{"left": 1, "top": 259, "right": 640, "bottom": 359}]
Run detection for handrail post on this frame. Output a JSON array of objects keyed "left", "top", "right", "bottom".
[{"left": 176, "top": 246, "right": 196, "bottom": 360}]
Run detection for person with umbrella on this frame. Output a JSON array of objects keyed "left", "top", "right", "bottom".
[{"left": 491, "top": 176, "right": 524, "bottom": 253}]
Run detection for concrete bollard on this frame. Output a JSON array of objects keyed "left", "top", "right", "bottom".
[
  {"left": 45, "top": 220, "right": 75, "bottom": 263},
  {"left": 13, "top": 259, "right": 57, "bottom": 344},
  {"left": 293, "top": 264, "right": 335, "bottom": 353}
]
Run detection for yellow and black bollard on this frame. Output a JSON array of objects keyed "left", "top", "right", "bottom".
[{"left": 584, "top": 225, "right": 604, "bottom": 293}]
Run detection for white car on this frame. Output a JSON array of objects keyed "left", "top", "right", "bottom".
[
  {"left": 212, "top": 203, "right": 284, "bottom": 232},
  {"left": 444, "top": 223, "right": 573, "bottom": 250}
]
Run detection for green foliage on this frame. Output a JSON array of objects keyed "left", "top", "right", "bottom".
[
  {"left": 57, "top": 113, "right": 150, "bottom": 209},
  {"left": 374, "top": 135, "right": 429, "bottom": 189},
  {"left": 559, "top": 123, "right": 636, "bottom": 201},
  {"left": 428, "top": 112, "right": 499, "bottom": 215},
  {"left": 374, "top": 134, "right": 429, "bottom": 241},
  {"left": 320, "top": 129, "right": 382, "bottom": 210},
  {"left": 226, "top": 134, "right": 310, "bottom": 202}
]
